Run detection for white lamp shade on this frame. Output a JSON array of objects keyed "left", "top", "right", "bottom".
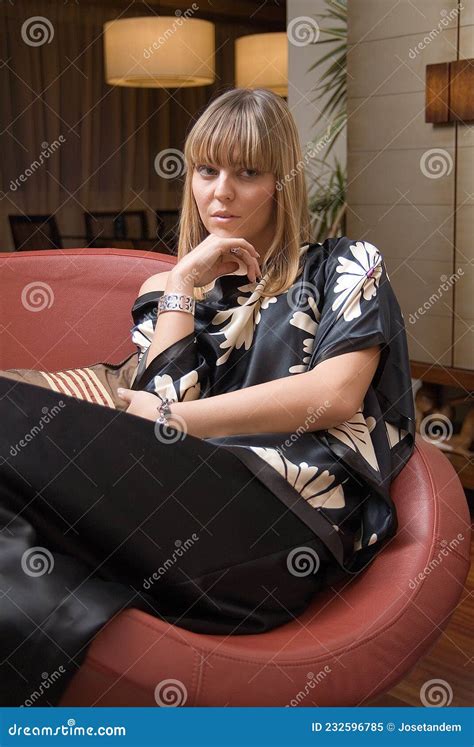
[
  {"left": 235, "top": 32, "right": 288, "bottom": 96},
  {"left": 104, "top": 16, "right": 215, "bottom": 88}
]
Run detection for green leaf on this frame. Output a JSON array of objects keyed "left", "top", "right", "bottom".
[{"left": 305, "top": 0, "right": 347, "bottom": 239}]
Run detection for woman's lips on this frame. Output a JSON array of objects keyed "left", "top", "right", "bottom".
[{"left": 211, "top": 215, "right": 239, "bottom": 222}]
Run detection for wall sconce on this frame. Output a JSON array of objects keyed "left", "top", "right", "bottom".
[
  {"left": 235, "top": 32, "right": 288, "bottom": 97},
  {"left": 104, "top": 16, "right": 215, "bottom": 88},
  {"left": 426, "top": 59, "right": 474, "bottom": 123}
]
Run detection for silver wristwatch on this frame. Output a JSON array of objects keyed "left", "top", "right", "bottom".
[{"left": 158, "top": 293, "right": 195, "bottom": 316}]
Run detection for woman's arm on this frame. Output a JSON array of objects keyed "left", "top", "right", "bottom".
[
  {"left": 174, "top": 345, "right": 381, "bottom": 438},
  {"left": 144, "top": 268, "right": 195, "bottom": 366},
  {"left": 120, "top": 345, "right": 381, "bottom": 439}
]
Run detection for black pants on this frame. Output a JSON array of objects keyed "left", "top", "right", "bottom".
[{"left": 0, "top": 376, "right": 334, "bottom": 706}]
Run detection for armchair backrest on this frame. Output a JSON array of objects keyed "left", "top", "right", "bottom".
[{"left": 0, "top": 248, "right": 176, "bottom": 371}]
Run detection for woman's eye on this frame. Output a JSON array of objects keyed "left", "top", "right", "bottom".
[
  {"left": 197, "top": 165, "right": 216, "bottom": 175},
  {"left": 196, "top": 165, "right": 259, "bottom": 177}
]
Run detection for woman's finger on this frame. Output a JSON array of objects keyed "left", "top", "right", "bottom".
[
  {"left": 216, "top": 261, "right": 241, "bottom": 277},
  {"left": 227, "top": 246, "right": 261, "bottom": 281},
  {"left": 117, "top": 388, "right": 133, "bottom": 402}
]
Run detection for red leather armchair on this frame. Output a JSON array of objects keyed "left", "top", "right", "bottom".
[{"left": 0, "top": 249, "right": 470, "bottom": 707}]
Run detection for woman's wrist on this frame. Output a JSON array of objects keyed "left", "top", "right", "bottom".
[
  {"left": 162, "top": 400, "right": 208, "bottom": 439},
  {"left": 145, "top": 266, "right": 195, "bottom": 366},
  {"left": 165, "top": 267, "right": 196, "bottom": 295}
]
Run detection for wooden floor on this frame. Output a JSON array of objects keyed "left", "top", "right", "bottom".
[{"left": 366, "top": 522, "right": 473, "bottom": 707}]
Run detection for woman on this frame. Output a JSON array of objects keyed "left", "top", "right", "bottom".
[{"left": 0, "top": 88, "right": 415, "bottom": 706}]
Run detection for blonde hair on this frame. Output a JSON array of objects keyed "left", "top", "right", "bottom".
[{"left": 176, "top": 88, "right": 312, "bottom": 301}]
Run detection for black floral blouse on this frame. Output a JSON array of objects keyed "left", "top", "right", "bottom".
[{"left": 130, "top": 237, "right": 416, "bottom": 576}]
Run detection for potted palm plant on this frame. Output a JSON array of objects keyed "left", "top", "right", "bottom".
[{"left": 305, "top": 0, "right": 347, "bottom": 241}]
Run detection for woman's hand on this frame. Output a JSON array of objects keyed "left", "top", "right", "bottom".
[
  {"left": 173, "top": 234, "right": 262, "bottom": 287},
  {"left": 117, "top": 388, "right": 159, "bottom": 421},
  {"left": 117, "top": 388, "right": 202, "bottom": 438}
]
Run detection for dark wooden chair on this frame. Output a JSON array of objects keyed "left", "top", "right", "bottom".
[
  {"left": 9, "top": 214, "right": 63, "bottom": 251},
  {"left": 9, "top": 214, "right": 87, "bottom": 252},
  {"left": 155, "top": 209, "right": 180, "bottom": 250},
  {"left": 84, "top": 210, "right": 148, "bottom": 248}
]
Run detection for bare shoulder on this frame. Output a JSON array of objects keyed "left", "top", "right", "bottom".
[{"left": 138, "top": 271, "right": 170, "bottom": 296}]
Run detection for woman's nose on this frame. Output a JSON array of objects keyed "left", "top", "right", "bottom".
[{"left": 214, "top": 174, "right": 234, "bottom": 200}]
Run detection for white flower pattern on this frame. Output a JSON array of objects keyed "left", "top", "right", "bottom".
[
  {"left": 209, "top": 278, "right": 278, "bottom": 366},
  {"left": 151, "top": 370, "right": 201, "bottom": 401},
  {"left": 248, "top": 446, "right": 346, "bottom": 509},
  {"left": 332, "top": 240, "right": 383, "bottom": 322},
  {"left": 384, "top": 420, "right": 410, "bottom": 449},
  {"left": 288, "top": 296, "right": 321, "bottom": 373},
  {"left": 131, "top": 319, "right": 154, "bottom": 363},
  {"left": 326, "top": 410, "right": 380, "bottom": 472}
]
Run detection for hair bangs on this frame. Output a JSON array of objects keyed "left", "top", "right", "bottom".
[{"left": 188, "top": 101, "right": 277, "bottom": 175}]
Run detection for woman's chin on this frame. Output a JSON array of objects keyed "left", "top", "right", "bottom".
[
  {"left": 204, "top": 223, "right": 252, "bottom": 243},
  {"left": 211, "top": 225, "right": 240, "bottom": 236}
]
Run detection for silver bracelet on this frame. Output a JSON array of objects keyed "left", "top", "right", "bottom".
[
  {"left": 158, "top": 293, "right": 195, "bottom": 316},
  {"left": 156, "top": 396, "right": 177, "bottom": 426}
]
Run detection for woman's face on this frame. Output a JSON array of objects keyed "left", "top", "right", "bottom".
[{"left": 191, "top": 157, "right": 277, "bottom": 253}]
